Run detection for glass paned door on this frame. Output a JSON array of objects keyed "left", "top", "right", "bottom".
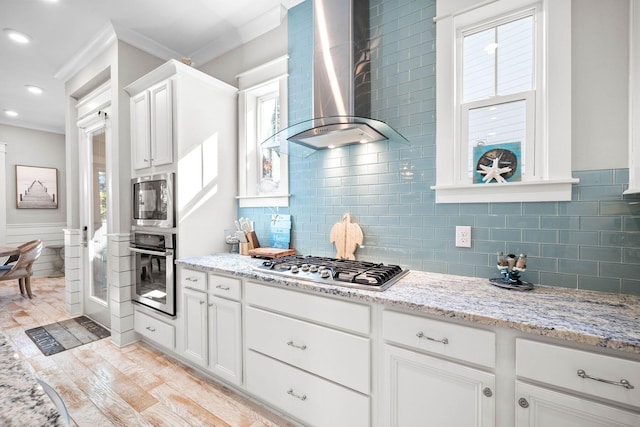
[{"left": 80, "top": 120, "right": 110, "bottom": 328}]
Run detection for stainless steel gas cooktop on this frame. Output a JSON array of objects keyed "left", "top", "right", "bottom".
[{"left": 254, "top": 255, "right": 409, "bottom": 291}]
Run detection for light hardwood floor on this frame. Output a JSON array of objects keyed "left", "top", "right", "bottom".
[{"left": 0, "top": 277, "right": 296, "bottom": 427}]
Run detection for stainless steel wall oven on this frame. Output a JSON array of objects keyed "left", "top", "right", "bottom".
[{"left": 130, "top": 230, "right": 175, "bottom": 316}]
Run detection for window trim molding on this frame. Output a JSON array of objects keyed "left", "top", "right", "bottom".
[
  {"left": 433, "top": 0, "right": 578, "bottom": 203},
  {"left": 236, "top": 55, "right": 290, "bottom": 208},
  {"left": 625, "top": 0, "right": 640, "bottom": 195}
]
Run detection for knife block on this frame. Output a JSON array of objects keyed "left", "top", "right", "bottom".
[{"left": 246, "top": 231, "right": 260, "bottom": 250}]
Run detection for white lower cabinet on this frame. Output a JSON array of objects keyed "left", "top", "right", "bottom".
[
  {"left": 183, "top": 287, "right": 208, "bottom": 366},
  {"left": 245, "top": 281, "right": 371, "bottom": 426},
  {"left": 515, "top": 382, "right": 640, "bottom": 427},
  {"left": 181, "top": 271, "right": 242, "bottom": 385},
  {"left": 208, "top": 295, "right": 242, "bottom": 385},
  {"left": 134, "top": 309, "right": 175, "bottom": 350},
  {"left": 383, "top": 344, "right": 496, "bottom": 427},
  {"left": 246, "top": 350, "right": 370, "bottom": 427},
  {"left": 515, "top": 339, "right": 640, "bottom": 427},
  {"left": 382, "top": 309, "right": 496, "bottom": 427}
]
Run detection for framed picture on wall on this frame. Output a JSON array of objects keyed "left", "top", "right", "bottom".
[{"left": 15, "top": 165, "right": 58, "bottom": 209}]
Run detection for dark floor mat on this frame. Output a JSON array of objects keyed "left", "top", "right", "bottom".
[{"left": 25, "top": 316, "right": 110, "bottom": 356}]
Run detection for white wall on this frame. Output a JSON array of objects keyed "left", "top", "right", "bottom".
[
  {"left": 0, "top": 124, "right": 66, "bottom": 224},
  {"left": 197, "top": 20, "right": 288, "bottom": 86},
  {"left": 572, "top": 0, "right": 630, "bottom": 171}
]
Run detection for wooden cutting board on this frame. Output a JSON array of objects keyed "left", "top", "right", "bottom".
[
  {"left": 248, "top": 247, "right": 296, "bottom": 259},
  {"left": 329, "top": 213, "right": 363, "bottom": 260}
]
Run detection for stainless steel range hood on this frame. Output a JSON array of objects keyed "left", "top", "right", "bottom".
[{"left": 262, "top": 0, "right": 408, "bottom": 157}]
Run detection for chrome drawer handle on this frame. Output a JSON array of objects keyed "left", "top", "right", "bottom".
[
  {"left": 146, "top": 326, "right": 156, "bottom": 332},
  {"left": 215, "top": 285, "right": 230, "bottom": 291},
  {"left": 287, "top": 388, "right": 307, "bottom": 401},
  {"left": 287, "top": 340, "right": 307, "bottom": 351},
  {"left": 185, "top": 277, "right": 199, "bottom": 282},
  {"left": 577, "top": 369, "right": 635, "bottom": 390},
  {"left": 416, "top": 331, "right": 449, "bottom": 344}
]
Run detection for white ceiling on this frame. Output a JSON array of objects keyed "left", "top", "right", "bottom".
[{"left": 0, "top": 0, "right": 303, "bottom": 135}]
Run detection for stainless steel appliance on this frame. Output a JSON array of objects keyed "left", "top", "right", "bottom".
[
  {"left": 130, "top": 230, "right": 175, "bottom": 315},
  {"left": 132, "top": 173, "right": 174, "bottom": 228},
  {"left": 254, "top": 255, "right": 408, "bottom": 291}
]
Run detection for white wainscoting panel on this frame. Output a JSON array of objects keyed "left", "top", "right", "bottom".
[{"left": 5, "top": 223, "right": 65, "bottom": 277}]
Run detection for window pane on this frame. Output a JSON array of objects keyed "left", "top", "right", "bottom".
[
  {"left": 467, "top": 100, "right": 527, "bottom": 176},
  {"left": 258, "top": 95, "right": 281, "bottom": 193},
  {"left": 497, "top": 16, "right": 533, "bottom": 95},
  {"left": 463, "top": 15, "right": 533, "bottom": 102},
  {"left": 463, "top": 28, "right": 496, "bottom": 102}
]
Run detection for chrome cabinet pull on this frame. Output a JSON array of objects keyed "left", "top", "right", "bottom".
[
  {"left": 185, "top": 276, "right": 199, "bottom": 282},
  {"left": 287, "top": 388, "right": 307, "bottom": 401},
  {"left": 215, "top": 285, "right": 230, "bottom": 291},
  {"left": 518, "top": 398, "right": 529, "bottom": 408},
  {"left": 483, "top": 387, "right": 493, "bottom": 397},
  {"left": 416, "top": 331, "right": 449, "bottom": 344},
  {"left": 199, "top": 300, "right": 205, "bottom": 305},
  {"left": 146, "top": 326, "right": 156, "bottom": 332},
  {"left": 577, "top": 369, "right": 635, "bottom": 390},
  {"left": 287, "top": 340, "right": 307, "bottom": 350}
]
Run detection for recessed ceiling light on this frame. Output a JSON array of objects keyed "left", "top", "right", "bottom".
[
  {"left": 4, "top": 110, "right": 19, "bottom": 117},
  {"left": 25, "top": 85, "right": 44, "bottom": 95},
  {"left": 3, "top": 28, "right": 31, "bottom": 44}
]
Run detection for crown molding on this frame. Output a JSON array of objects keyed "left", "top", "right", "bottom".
[
  {"left": 189, "top": 4, "right": 287, "bottom": 66},
  {"left": 54, "top": 23, "right": 117, "bottom": 82},
  {"left": 110, "top": 21, "right": 184, "bottom": 61},
  {"left": 54, "top": 21, "right": 185, "bottom": 84}
]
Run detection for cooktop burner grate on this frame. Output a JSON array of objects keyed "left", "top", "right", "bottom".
[{"left": 254, "top": 255, "right": 408, "bottom": 291}]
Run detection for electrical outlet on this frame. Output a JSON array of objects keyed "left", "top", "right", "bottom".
[{"left": 455, "top": 226, "right": 472, "bottom": 248}]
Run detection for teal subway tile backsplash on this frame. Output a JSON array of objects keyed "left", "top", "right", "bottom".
[
  {"left": 622, "top": 279, "right": 640, "bottom": 296},
  {"left": 579, "top": 276, "right": 621, "bottom": 293},
  {"left": 581, "top": 246, "right": 622, "bottom": 262},
  {"left": 558, "top": 259, "right": 598, "bottom": 276},
  {"left": 237, "top": 0, "right": 640, "bottom": 295}
]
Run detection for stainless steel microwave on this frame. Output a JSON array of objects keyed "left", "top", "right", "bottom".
[{"left": 132, "top": 173, "right": 174, "bottom": 228}]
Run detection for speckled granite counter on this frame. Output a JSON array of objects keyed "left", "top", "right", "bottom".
[
  {"left": 177, "top": 254, "right": 640, "bottom": 355},
  {"left": 0, "top": 333, "right": 63, "bottom": 426}
]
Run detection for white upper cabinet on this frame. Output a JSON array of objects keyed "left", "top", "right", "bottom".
[{"left": 130, "top": 79, "right": 173, "bottom": 171}]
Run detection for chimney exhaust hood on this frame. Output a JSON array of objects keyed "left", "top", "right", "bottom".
[{"left": 261, "top": 0, "right": 408, "bottom": 157}]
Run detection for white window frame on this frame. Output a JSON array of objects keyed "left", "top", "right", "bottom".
[
  {"left": 433, "top": 0, "right": 578, "bottom": 203},
  {"left": 626, "top": 0, "right": 640, "bottom": 194},
  {"left": 237, "top": 56, "right": 289, "bottom": 207}
]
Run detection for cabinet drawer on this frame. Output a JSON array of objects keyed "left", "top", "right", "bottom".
[
  {"left": 181, "top": 268, "right": 206, "bottom": 291},
  {"left": 246, "top": 281, "right": 370, "bottom": 335},
  {"left": 382, "top": 310, "right": 495, "bottom": 368},
  {"left": 246, "top": 307, "right": 370, "bottom": 394},
  {"left": 516, "top": 339, "right": 640, "bottom": 408},
  {"left": 209, "top": 274, "right": 241, "bottom": 300},
  {"left": 134, "top": 310, "right": 175, "bottom": 349},
  {"left": 246, "top": 350, "right": 369, "bottom": 427}
]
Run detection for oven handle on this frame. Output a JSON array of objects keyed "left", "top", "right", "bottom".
[{"left": 129, "top": 247, "right": 174, "bottom": 257}]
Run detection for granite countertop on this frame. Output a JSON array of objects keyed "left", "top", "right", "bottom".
[
  {"left": 177, "top": 254, "right": 640, "bottom": 355},
  {"left": 0, "top": 333, "right": 64, "bottom": 426}
]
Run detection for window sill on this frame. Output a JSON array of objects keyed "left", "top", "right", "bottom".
[
  {"left": 237, "top": 194, "right": 290, "bottom": 208},
  {"left": 431, "top": 179, "right": 579, "bottom": 203}
]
